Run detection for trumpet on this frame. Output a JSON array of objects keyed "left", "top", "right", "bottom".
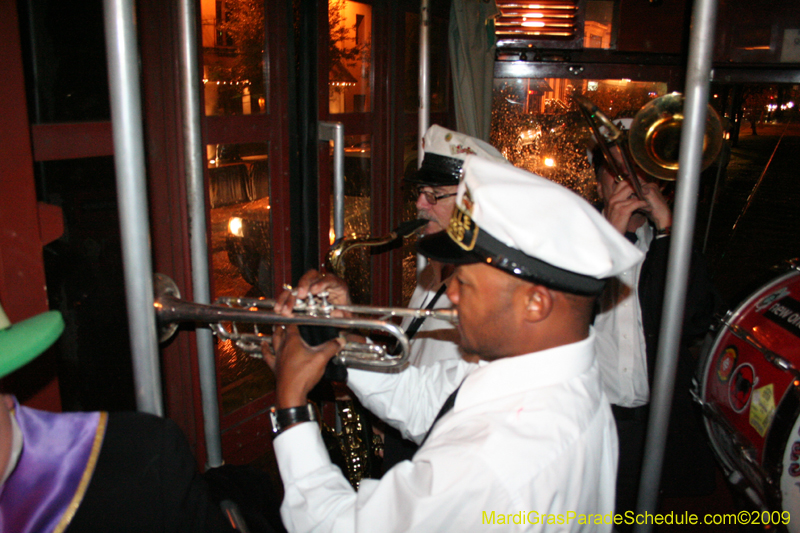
[{"left": 154, "top": 273, "right": 457, "bottom": 369}]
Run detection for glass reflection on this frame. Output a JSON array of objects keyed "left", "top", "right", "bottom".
[
  {"left": 584, "top": 1, "right": 614, "bottom": 49},
  {"left": 700, "top": 82, "right": 800, "bottom": 291},
  {"left": 329, "top": 0, "right": 372, "bottom": 113},
  {"left": 491, "top": 78, "right": 667, "bottom": 201},
  {"left": 207, "top": 141, "right": 272, "bottom": 414},
  {"left": 201, "top": 0, "right": 267, "bottom": 116}
]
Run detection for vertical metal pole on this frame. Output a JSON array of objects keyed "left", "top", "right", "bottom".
[
  {"left": 633, "top": 0, "right": 719, "bottom": 528},
  {"left": 417, "top": 0, "right": 431, "bottom": 274},
  {"left": 418, "top": 0, "right": 430, "bottom": 167},
  {"left": 319, "top": 122, "right": 345, "bottom": 242},
  {"left": 178, "top": 0, "right": 223, "bottom": 468},
  {"left": 103, "top": 0, "right": 163, "bottom": 416}
]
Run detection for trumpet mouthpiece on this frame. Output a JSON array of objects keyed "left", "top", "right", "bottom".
[{"left": 428, "top": 308, "right": 458, "bottom": 325}]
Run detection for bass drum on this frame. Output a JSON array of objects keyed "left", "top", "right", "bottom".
[{"left": 697, "top": 262, "right": 800, "bottom": 527}]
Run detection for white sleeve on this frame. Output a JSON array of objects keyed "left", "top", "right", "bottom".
[
  {"left": 345, "top": 358, "right": 475, "bottom": 443},
  {"left": 273, "top": 421, "right": 508, "bottom": 533}
]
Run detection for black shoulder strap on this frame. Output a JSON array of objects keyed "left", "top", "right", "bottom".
[{"left": 404, "top": 282, "right": 448, "bottom": 342}]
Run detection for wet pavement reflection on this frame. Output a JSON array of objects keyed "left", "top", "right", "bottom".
[{"left": 210, "top": 203, "right": 273, "bottom": 414}]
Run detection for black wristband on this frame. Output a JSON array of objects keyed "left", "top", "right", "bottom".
[{"left": 269, "top": 403, "right": 317, "bottom": 436}]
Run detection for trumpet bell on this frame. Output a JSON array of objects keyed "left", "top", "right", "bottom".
[{"left": 629, "top": 93, "right": 723, "bottom": 181}]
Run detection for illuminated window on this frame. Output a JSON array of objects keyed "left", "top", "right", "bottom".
[
  {"left": 491, "top": 77, "right": 667, "bottom": 201},
  {"left": 329, "top": 0, "right": 372, "bottom": 114},
  {"left": 584, "top": 0, "right": 613, "bottom": 49},
  {"left": 205, "top": 140, "right": 272, "bottom": 414},
  {"left": 201, "top": 0, "right": 267, "bottom": 116}
]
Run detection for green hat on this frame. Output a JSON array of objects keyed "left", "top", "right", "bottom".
[{"left": 0, "top": 303, "right": 64, "bottom": 379}]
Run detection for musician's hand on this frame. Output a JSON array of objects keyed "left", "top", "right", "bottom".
[
  {"left": 639, "top": 181, "right": 672, "bottom": 232},
  {"left": 274, "top": 269, "right": 352, "bottom": 316},
  {"left": 266, "top": 324, "right": 343, "bottom": 409},
  {"left": 602, "top": 179, "right": 649, "bottom": 235}
]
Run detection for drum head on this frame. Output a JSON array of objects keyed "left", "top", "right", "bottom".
[{"left": 697, "top": 265, "right": 800, "bottom": 520}]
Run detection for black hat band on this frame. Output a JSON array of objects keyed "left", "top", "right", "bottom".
[
  {"left": 447, "top": 205, "right": 606, "bottom": 295},
  {"left": 473, "top": 229, "right": 607, "bottom": 295},
  {"left": 405, "top": 153, "right": 464, "bottom": 186}
]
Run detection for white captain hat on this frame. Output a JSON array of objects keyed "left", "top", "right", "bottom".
[
  {"left": 418, "top": 155, "right": 644, "bottom": 295},
  {"left": 405, "top": 125, "right": 509, "bottom": 187}
]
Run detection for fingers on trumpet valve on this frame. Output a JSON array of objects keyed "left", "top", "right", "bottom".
[
  {"left": 275, "top": 283, "right": 300, "bottom": 315},
  {"left": 278, "top": 282, "right": 335, "bottom": 314}
]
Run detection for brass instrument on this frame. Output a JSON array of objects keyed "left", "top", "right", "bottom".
[
  {"left": 326, "top": 218, "right": 427, "bottom": 277},
  {"left": 628, "top": 93, "right": 723, "bottom": 180},
  {"left": 574, "top": 94, "right": 645, "bottom": 198},
  {"left": 322, "top": 399, "right": 375, "bottom": 490},
  {"left": 154, "top": 273, "right": 457, "bottom": 369},
  {"left": 575, "top": 92, "right": 723, "bottom": 192}
]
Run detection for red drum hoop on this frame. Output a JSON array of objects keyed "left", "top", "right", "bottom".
[{"left": 697, "top": 263, "right": 800, "bottom": 526}]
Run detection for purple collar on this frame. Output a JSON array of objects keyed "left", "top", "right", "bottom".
[{"left": 0, "top": 398, "right": 107, "bottom": 533}]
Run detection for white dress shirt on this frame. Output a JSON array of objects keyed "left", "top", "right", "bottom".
[
  {"left": 593, "top": 223, "right": 653, "bottom": 408},
  {"left": 273, "top": 330, "right": 618, "bottom": 533},
  {"left": 402, "top": 282, "right": 462, "bottom": 367}
]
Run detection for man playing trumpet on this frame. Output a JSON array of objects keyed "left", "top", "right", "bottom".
[{"left": 263, "top": 156, "right": 643, "bottom": 532}]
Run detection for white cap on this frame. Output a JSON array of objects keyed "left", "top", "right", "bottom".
[
  {"left": 405, "top": 125, "right": 509, "bottom": 186},
  {"left": 418, "top": 156, "right": 644, "bottom": 294}
]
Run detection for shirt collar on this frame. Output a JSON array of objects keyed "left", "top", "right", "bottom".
[
  {"left": 635, "top": 221, "right": 653, "bottom": 246},
  {"left": 455, "top": 329, "right": 597, "bottom": 412}
]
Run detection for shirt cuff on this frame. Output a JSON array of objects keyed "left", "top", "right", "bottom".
[{"left": 273, "top": 421, "right": 332, "bottom": 481}]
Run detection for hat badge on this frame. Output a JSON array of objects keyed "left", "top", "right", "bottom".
[
  {"left": 447, "top": 187, "right": 478, "bottom": 251},
  {"left": 450, "top": 144, "right": 477, "bottom": 157}
]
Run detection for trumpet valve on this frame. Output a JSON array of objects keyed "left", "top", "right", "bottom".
[
  {"left": 294, "top": 291, "right": 334, "bottom": 317},
  {"left": 319, "top": 292, "right": 333, "bottom": 312}
]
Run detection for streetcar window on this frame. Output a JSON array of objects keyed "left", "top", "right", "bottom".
[
  {"left": 491, "top": 77, "right": 667, "bottom": 202},
  {"left": 329, "top": 0, "right": 372, "bottom": 114},
  {"left": 201, "top": 0, "right": 268, "bottom": 116}
]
